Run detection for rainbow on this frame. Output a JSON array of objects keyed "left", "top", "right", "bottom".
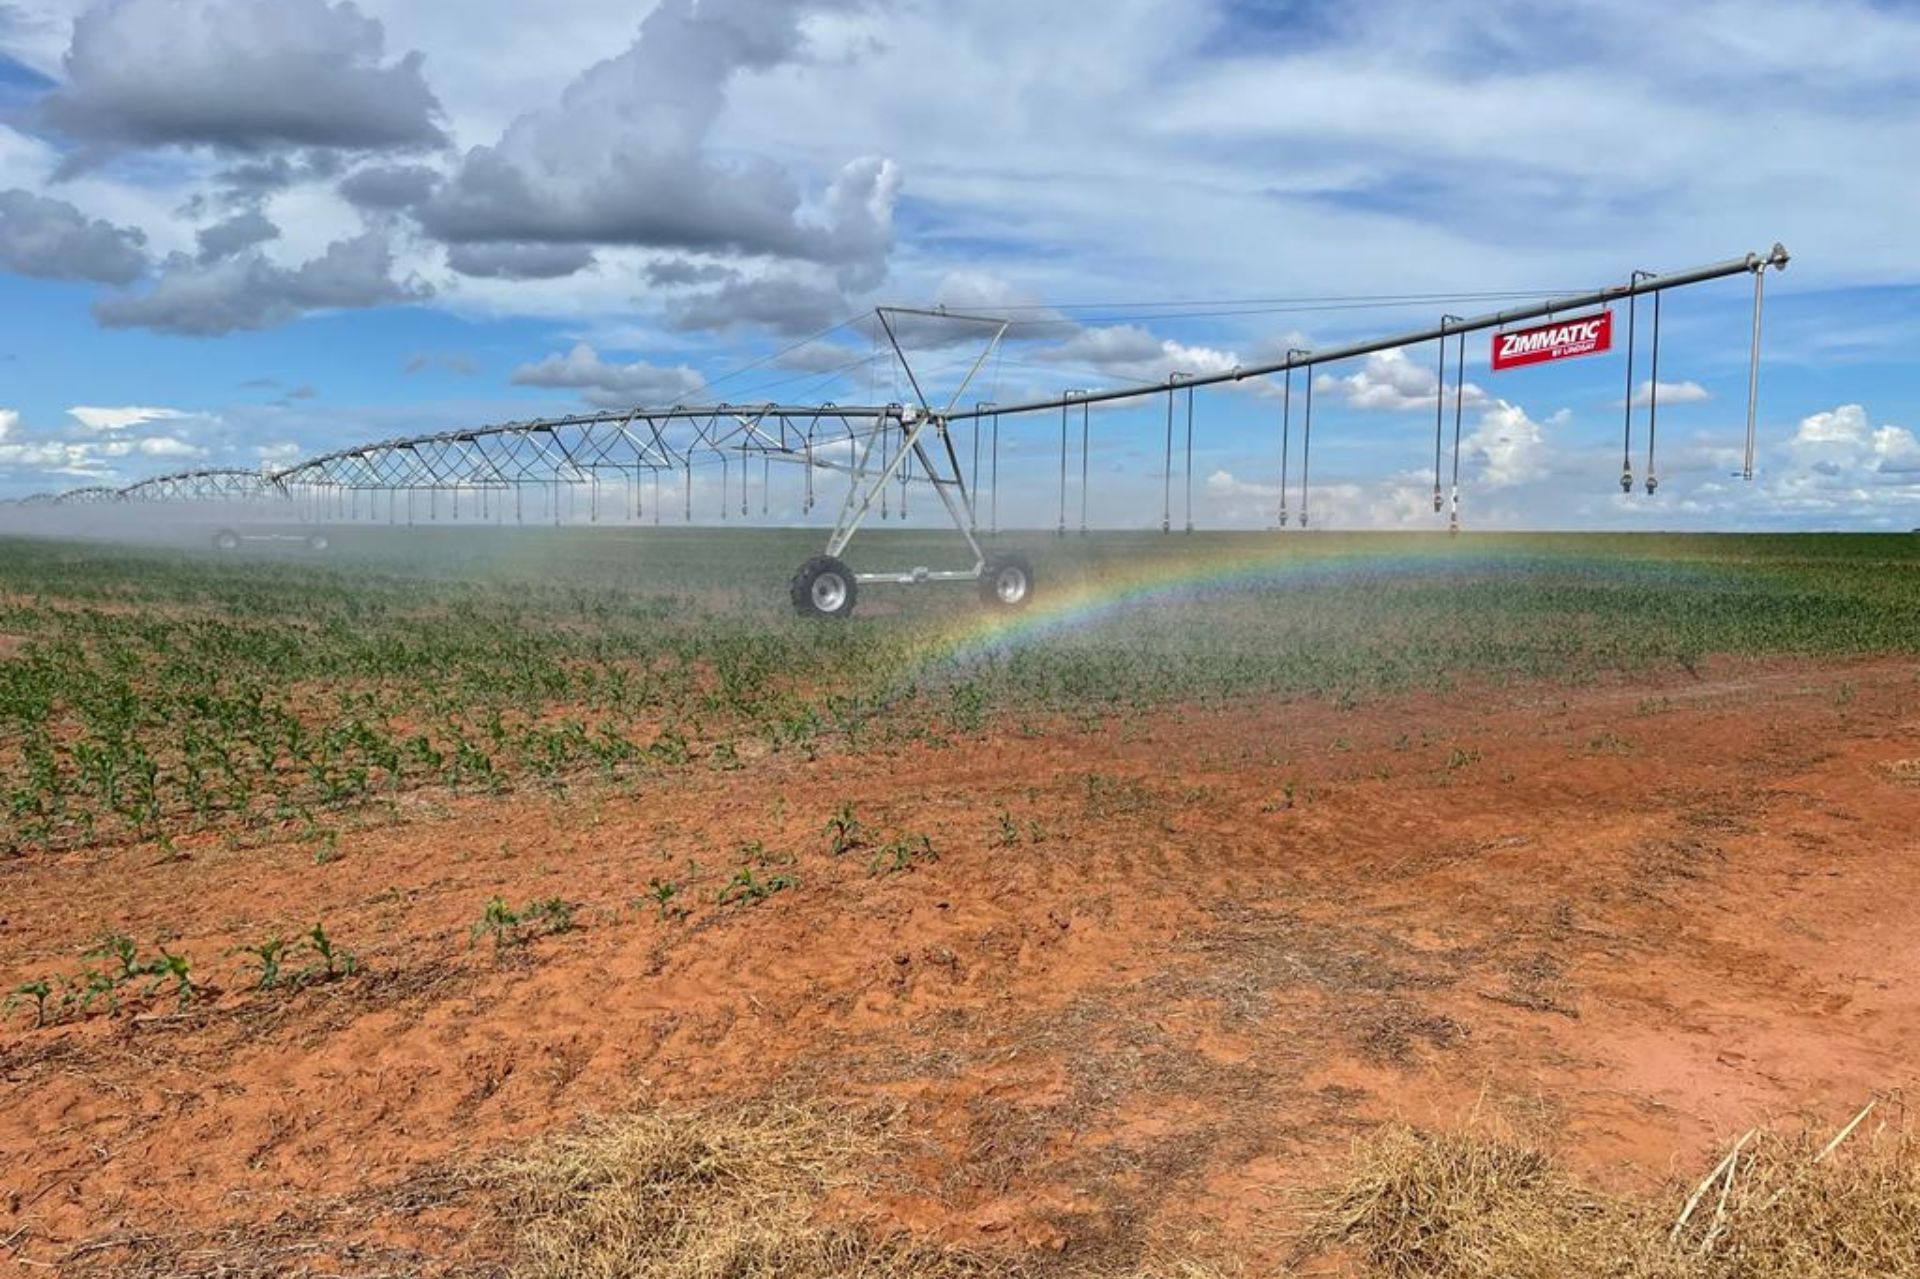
[{"left": 902, "top": 534, "right": 1714, "bottom": 676}]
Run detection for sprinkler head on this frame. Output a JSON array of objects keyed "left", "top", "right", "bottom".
[
  {"left": 1620, "top": 472, "right": 1634, "bottom": 494},
  {"left": 1298, "top": 513, "right": 1310, "bottom": 529},
  {"left": 1433, "top": 492, "right": 1443, "bottom": 513},
  {"left": 1645, "top": 476, "right": 1659, "bottom": 496}
]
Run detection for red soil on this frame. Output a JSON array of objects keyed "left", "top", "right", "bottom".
[{"left": 3, "top": 656, "right": 1919, "bottom": 1273}]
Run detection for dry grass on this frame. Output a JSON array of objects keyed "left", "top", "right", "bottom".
[
  {"left": 1881, "top": 758, "right": 1920, "bottom": 785},
  {"left": 1312, "top": 1102, "right": 1919, "bottom": 1279},
  {"left": 483, "top": 1103, "right": 992, "bottom": 1279},
  {"left": 480, "top": 1102, "right": 1251, "bottom": 1279}
]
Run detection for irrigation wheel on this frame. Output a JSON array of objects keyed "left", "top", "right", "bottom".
[
  {"left": 791, "top": 555, "right": 858, "bottom": 619},
  {"left": 306, "top": 532, "right": 331, "bottom": 552},
  {"left": 981, "top": 553, "right": 1035, "bottom": 611},
  {"left": 212, "top": 529, "right": 242, "bottom": 552}
]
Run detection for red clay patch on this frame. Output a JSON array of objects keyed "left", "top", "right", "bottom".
[{"left": 3, "top": 657, "right": 1918, "bottom": 1272}]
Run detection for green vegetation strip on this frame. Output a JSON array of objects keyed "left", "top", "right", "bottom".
[{"left": 3, "top": 529, "right": 1916, "bottom": 854}]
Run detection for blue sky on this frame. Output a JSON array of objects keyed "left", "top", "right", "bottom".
[{"left": 1, "top": 0, "right": 1916, "bottom": 529}]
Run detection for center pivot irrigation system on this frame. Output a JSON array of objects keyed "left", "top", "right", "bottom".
[{"left": 7, "top": 245, "right": 1789, "bottom": 618}]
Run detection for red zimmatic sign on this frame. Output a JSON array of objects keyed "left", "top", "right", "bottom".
[{"left": 1490, "top": 311, "right": 1613, "bottom": 372}]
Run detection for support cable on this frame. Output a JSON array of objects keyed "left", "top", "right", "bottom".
[
  {"left": 1299, "top": 365, "right": 1314, "bottom": 528},
  {"left": 1433, "top": 325, "right": 1448, "bottom": 512},
  {"left": 1079, "top": 399, "right": 1090, "bottom": 535},
  {"left": 1743, "top": 265, "right": 1768, "bottom": 482},
  {"left": 1449, "top": 328, "right": 1467, "bottom": 533},
  {"left": 1621, "top": 271, "right": 1650, "bottom": 493},
  {"left": 1162, "top": 382, "right": 1175, "bottom": 534},
  {"left": 1057, "top": 399, "right": 1070, "bottom": 537},
  {"left": 1645, "top": 288, "right": 1663, "bottom": 496},
  {"left": 990, "top": 409, "right": 1001, "bottom": 535},
  {"left": 1184, "top": 384, "right": 1196, "bottom": 534}
]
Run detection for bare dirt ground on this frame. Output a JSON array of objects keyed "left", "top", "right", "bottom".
[{"left": 4, "top": 656, "right": 1919, "bottom": 1275}]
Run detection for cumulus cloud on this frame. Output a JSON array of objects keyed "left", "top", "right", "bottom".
[
  {"left": 1627, "top": 379, "right": 1710, "bottom": 408},
  {"left": 644, "top": 257, "right": 735, "bottom": 287},
  {"left": 1205, "top": 468, "right": 1436, "bottom": 530},
  {"left": 775, "top": 339, "right": 864, "bottom": 373},
  {"left": 667, "top": 270, "right": 847, "bottom": 336},
  {"left": 0, "top": 435, "right": 103, "bottom": 475},
  {"left": 210, "top": 150, "right": 343, "bottom": 201},
  {"left": 1036, "top": 324, "right": 1163, "bottom": 368},
  {"left": 339, "top": 162, "right": 442, "bottom": 211},
  {"left": 1315, "top": 348, "right": 1488, "bottom": 413},
  {"left": 1033, "top": 322, "right": 1243, "bottom": 387},
  {"left": 419, "top": 0, "right": 897, "bottom": 285},
  {"left": 1787, "top": 404, "right": 1920, "bottom": 477},
  {"left": 1461, "top": 401, "right": 1566, "bottom": 487},
  {"left": 0, "top": 411, "right": 109, "bottom": 476},
  {"left": 40, "top": 0, "right": 446, "bottom": 159},
  {"left": 195, "top": 209, "right": 279, "bottom": 262},
  {"left": 134, "top": 434, "right": 204, "bottom": 458},
  {"left": 446, "top": 241, "right": 596, "bottom": 280},
  {"left": 94, "top": 231, "right": 429, "bottom": 336},
  {"left": 510, "top": 342, "right": 705, "bottom": 409},
  {"left": 0, "top": 188, "right": 148, "bottom": 284}
]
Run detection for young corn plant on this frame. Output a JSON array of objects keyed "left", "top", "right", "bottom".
[
  {"left": 825, "top": 802, "right": 870, "bottom": 857},
  {"left": 645, "top": 877, "right": 686, "bottom": 921},
  {"left": 471, "top": 896, "right": 576, "bottom": 949},
  {"left": 143, "top": 949, "right": 197, "bottom": 1009},
  {"left": 869, "top": 834, "right": 937, "bottom": 877},
  {"left": 717, "top": 867, "right": 797, "bottom": 907},
  {"left": 293, "top": 923, "right": 358, "bottom": 986},
  {"left": 5, "top": 979, "right": 54, "bottom": 1028},
  {"left": 231, "top": 934, "right": 294, "bottom": 990}
]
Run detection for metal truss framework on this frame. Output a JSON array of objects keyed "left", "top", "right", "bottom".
[{"left": 3, "top": 247, "right": 1789, "bottom": 595}]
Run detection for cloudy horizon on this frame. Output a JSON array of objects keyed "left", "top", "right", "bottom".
[{"left": 1, "top": 0, "right": 1915, "bottom": 529}]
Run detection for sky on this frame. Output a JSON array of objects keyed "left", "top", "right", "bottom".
[{"left": 0, "top": 0, "right": 1916, "bottom": 529}]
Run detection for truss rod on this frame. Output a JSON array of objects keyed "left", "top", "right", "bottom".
[{"left": 945, "top": 246, "right": 1790, "bottom": 422}]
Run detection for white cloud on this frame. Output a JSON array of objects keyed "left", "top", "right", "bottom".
[
  {"left": 1033, "top": 324, "right": 1248, "bottom": 390},
  {"left": 68, "top": 405, "right": 188, "bottom": 432},
  {"left": 1792, "top": 403, "right": 1870, "bottom": 447},
  {"left": 1314, "top": 347, "right": 1489, "bottom": 413},
  {"left": 1627, "top": 379, "right": 1711, "bottom": 409},
  {"left": 510, "top": 342, "right": 705, "bottom": 409},
  {"left": 1463, "top": 402, "right": 1566, "bottom": 487},
  {"left": 94, "top": 231, "right": 429, "bottom": 335},
  {"left": 1786, "top": 404, "right": 1920, "bottom": 477},
  {"left": 0, "top": 187, "right": 148, "bottom": 283},
  {"left": 420, "top": 0, "right": 898, "bottom": 290},
  {"left": 1205, "top": 467, "right": 1438, "bottom": 529},
  {"left": 40, "top": 0, "right": 447, "bottom": 159},
  {"left": 134, "top": 435, "right": 205, "bottom": 458},
  {"left": 0, "top": 408, "right": 17, "bottom": 440}
]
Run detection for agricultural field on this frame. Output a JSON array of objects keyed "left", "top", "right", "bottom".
[{"left": 3, "top": 527, "right": 1919, "bottom": 1277}]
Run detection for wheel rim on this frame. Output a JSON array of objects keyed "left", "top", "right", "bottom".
[
  {"left": 811, "top": 572, "right": 849, "bottom": 613},
  {"left": 993, "top": 566, "right": 1029, "bottom": 605}
]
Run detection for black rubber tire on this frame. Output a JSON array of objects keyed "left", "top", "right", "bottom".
[
  {"left": 212, "top": 529, "right": 242, "bottom": 552},
  {"left": 306, "top": 532, "right": 331, "bottom": 552},
  {"left": 980, "top": 553, "right": 1035, "bottom": 611},
  {"left": 790, "top": 555, "right": 858, "bottom": 619}
]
